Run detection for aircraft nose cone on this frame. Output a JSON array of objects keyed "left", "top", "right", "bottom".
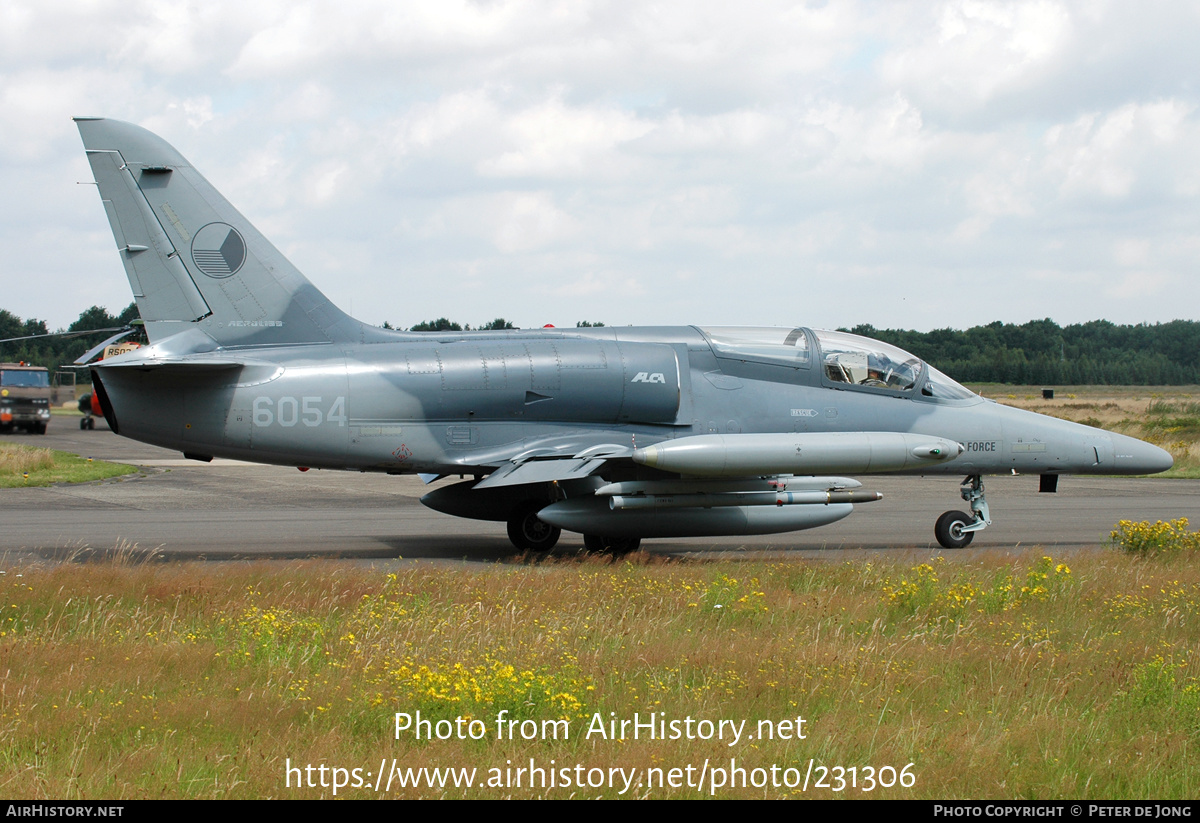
[{"left": 1112, "top": 433, "right": 1174, "bottom": 475}]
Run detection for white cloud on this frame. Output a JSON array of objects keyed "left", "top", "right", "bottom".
[
  {"left": 479, "top": 97, "right": 653, "bottom": 179},
  {"left": 881, "top": 0, "right": 1072, "bottom": 112},
  {"left": 492, "top": 191, "right": 578, "bottom": 253},
  {"left": 2, "top": 1, "right": 1199, "bottom": 331},
  {"left": 800, "top": 93, "right": 932, "bottom": 175},
  {"left": 1044, "top": 100, "right": 1196, "bottom": 200}
]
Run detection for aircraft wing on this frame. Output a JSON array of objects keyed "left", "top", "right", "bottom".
[
  {"left": 470, "top": 442, "right": 636, "bottom": 489},
  {"left": 473, "top": 457, "right": 610, "bottom": 489},
  {"left": 468, "top": 431, "right": 961, "bottom": 491}
]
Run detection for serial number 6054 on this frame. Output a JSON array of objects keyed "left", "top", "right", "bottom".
[{"left": 252, "top": 396, "right": 347, "bottom": 428}]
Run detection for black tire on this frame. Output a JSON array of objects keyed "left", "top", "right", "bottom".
[
  {"left": 87, "top": 417, "right": 95, "bottom": 430},
  {"left": 32, "top": 422, "right": 46, "bottom": 435},
  {"left": 583, "top": 534, "right": 642, "bottom": 556},
  {"left": 507, "top": 503, "right": 561, "bottom": 552},
  {"left": 80, "top": 418, "right": 89, "bottom": 430},
  {"left": 935, "top": 510, "right": 974, "bottom": 549},
  {"left": 609, "top": 537, "right": 641, "bottom": 556}
]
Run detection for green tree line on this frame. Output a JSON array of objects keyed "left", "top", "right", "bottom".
[
  {"left": 844, "top": 318, "right": 1200, "bottom": 385},
  {"left": 0, "top": 304, "right": 140, "bottom": 382},
  {"left": 387, "top": 318, "right": 519, "bottom": 331}
]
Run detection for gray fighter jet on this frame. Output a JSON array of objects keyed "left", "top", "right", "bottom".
[{"left": 75, "top": 117, "right": 1173, "bottom": 553}]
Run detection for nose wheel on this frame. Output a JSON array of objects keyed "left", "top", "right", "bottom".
[
  {"left": 935, "top": 511, "right": 974, "bottom": 548},
  {"left": 935, "top": 475, "right": 991, "bottom": 549}
]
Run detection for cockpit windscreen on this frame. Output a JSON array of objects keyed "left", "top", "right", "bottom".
[
  {"left": 814, "top": 330, "right": 922, "bottom": 392},
  {"left": 921, "top": 365, "right": 978, "bottom": 401}
]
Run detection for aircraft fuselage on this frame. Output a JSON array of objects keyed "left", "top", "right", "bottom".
[{"left": 95, "top": 324, "right": 1166, "bottom": 480}]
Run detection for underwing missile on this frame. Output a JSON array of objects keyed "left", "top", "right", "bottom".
[
  {"left": 608, "top": 489, "right": 882, "bottom": 510},
  {"left": 593, "top": 476, "right": 862, "bottom": 496}
]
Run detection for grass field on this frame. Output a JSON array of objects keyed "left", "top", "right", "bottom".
[
  {"left": 972, "top": 385, "right": 1200, "bottom": 478},
  {"left": 2, "top": 387, "right": 1197, "bottom": 799},
  {"left": 2, "top": 545, "right": 1198, "bottom": 799},
  {"left": 0, "top": 443, "right": 137, "bottom": 488}
]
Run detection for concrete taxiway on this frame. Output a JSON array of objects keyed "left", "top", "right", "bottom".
[{"left": 3, "top": 420, "right": 1199, "bottom": 563}]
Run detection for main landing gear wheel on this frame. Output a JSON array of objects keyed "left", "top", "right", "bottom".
[
  {"left": 507, "top": 503, "right": 561, "bottom": 552},
  {"left": 935, "top": 510, "right": 974, "bottom": 549},
  {"left": 583, "top": 535, "right": 642, "bottom": 556}
]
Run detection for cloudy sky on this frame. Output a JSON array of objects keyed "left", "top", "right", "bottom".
[{"left": 2, "top": 0, "right": 1198, "bottom": 333}]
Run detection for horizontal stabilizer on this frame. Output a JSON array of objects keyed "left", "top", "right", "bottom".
[
  {"left": 73, "top": 329, "right": 138, "bottom": 365},
  {"left": 94, "top": 358, "right": 244, "bottom": 371}
]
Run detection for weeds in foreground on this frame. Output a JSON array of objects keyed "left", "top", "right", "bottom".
[
  {"left": 1, "top": 548, "right": 1198, "bottom": 799},
  {"left": 0, "top": 443, "right": 54, "bottom": 475},
  {"left": 883, "top": 555, "right": 1072, "bottom": 619},
  {"left": 1111, "top": 518, "right": 1200, "bottom": 557}
]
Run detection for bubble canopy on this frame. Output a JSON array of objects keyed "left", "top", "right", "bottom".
[
  {"left": 814, "top": 329, "right": 923, "bottom": 391},
  {"left": 696, "top": 326, "right": 978, "bottom": 401},
  {"left": 699, "top": 326, "right": 810, "bottom": 367}
]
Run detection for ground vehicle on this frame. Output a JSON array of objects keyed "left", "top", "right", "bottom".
[
  {"left": 75, "top": 117, "right": 1172, "bottom": 551},
  {"left": 0, "top": 363, "right": 52, "bottom": 434}
]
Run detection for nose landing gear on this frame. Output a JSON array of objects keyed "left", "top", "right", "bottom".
[{"left": 935, "top": 474, "right": 991, "bottom": 549}]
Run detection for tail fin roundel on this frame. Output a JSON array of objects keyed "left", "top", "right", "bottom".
[{"left": 75, "top": 117, "right": 359, "bottom": 346}]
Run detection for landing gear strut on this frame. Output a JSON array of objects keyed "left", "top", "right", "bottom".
[{"left": 935, "top": 474, "right": 991, "bottom": 549}]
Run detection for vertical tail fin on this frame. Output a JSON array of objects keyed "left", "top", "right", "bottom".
[{"left": 76, "top": 117, "right": 360, "bottom": 346}]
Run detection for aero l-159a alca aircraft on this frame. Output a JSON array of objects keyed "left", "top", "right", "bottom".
[{"left": 74, "top": 117, "right": 1173, "bottom": 553}]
